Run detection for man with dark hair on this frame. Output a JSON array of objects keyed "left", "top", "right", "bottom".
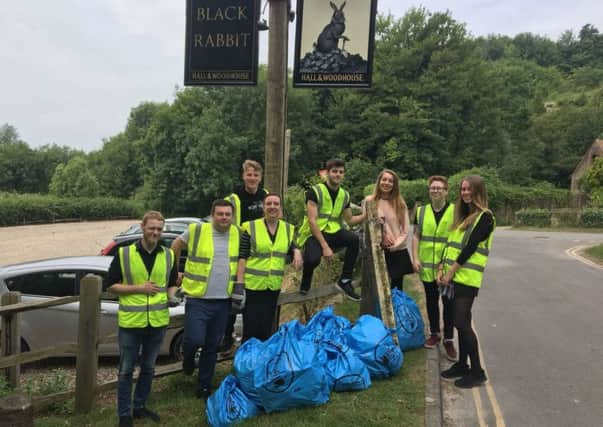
[
  {"left": 297, "top": 159, "right": 366, "bottom": 300},
  {"left": 107, "top": 210, "right": 179, "bottom": 427},
  {"left": 220, "top": 159, "right": 268, "bottom": 351},
  {"left": 171, "top": 199, "right": 241, "bottom": 399}
]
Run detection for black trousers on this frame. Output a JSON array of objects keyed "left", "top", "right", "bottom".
[
  {"left": 300, "top": 229, "right": 359, "bottom": 292},
  {"left": 385, "top": 249, "right": 413, "bottom": 290},
  {"left": 242, "top": 289, "right": 280, "bottom": 342},
  {"left": 453, "top": 282, "right": 482, "bottom": 372},
  {"left": 423, "top": 280, "right": 454, "bottom": 339}
]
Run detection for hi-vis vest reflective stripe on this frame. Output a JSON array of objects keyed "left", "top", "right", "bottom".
[
  {"left": 118, "top": 244, "right": 173, "bottom": 328},
  {"left": 442, "top": 212, "right": 495, "bottom": 288},
  {"left": 417, "top": 203, "right": 455, "bottom": 282},
  {"left": 225, "top": 189, "right": 269, "bottom": 227},
  {"left": 296, "top": 183, "right": 350, "bottom": 247},
  {"left": 242, "top": 219, "right": 294, "bottom": 291},
  {"left": 181, "top": 222, "right": 240, "bottom": 297}
]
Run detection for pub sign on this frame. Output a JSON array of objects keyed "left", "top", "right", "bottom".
[
  {"left": 293, "top": 0, "right": 377, "bottom": 88},
  {"left": 184, "top": 0, "right": 260, "bottom": 86}
]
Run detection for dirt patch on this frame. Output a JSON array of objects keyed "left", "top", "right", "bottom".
[{"left": 0, "top": 219, "right": 136, "bottom": 265}]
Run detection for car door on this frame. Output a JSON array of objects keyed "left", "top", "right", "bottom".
[{"left": 5, "top": 271, "right": 80, "bottom": 352}]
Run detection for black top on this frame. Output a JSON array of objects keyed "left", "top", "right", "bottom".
[
  {"left": 413, "top": 202, "right": 450, "bottom": 227},
  {"left": 305, "top": 184, "right": 350, "bottom": 209},
  {"left": 106, "top": 240, "right": 178, "bottom": 287},
  {"left": 456, "top": 212, "right": 494, "bottom": 265},
  {"left": 238, "top": 220, "right": 297, "bottom": 259},
  {"left": 234, "top": 186, "right": 266, "bottom": 223}
]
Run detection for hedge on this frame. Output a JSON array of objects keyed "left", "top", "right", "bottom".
[
  {"left": 0, "top": 193, "right": 144, "bottom": 226},
  {"left": 515, "top": 209, "right": 552, "bottom": 227},
  {"left": 514, "top": 207, "right": 603, "bottom": 228}
]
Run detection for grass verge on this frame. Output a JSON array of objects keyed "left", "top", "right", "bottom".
[
  {"left": 583, "top": 243, "right": 603, "bottom": 264},
  {"left": 34, "top": 277, "right": 426, "bottom": 427}
]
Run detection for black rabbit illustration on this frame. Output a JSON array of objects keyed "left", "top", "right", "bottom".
[{"left": 316, "top": 1, "right": 349, "bottom": 53}]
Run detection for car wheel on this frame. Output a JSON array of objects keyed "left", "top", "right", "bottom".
[
  {"left": 170, "top": 332, "right": 199, "bottom": 367},
  {"left": 170, "top": 332, "right": 184, "bottom": 361}
]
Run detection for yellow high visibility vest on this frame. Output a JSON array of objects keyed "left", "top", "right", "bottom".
[
  {"left": 242, "top": 219, "right": 294, "bottom": 291},
  {"left": 416, "top": 203, "right": 455, "bottom": 282},
  {"left": 118, "top": 244, "right": 173, "bottom": 328},
  {"left": 181, "top": 222, "right": 240, "bottom": 297},
  {"left": 225, "top": 189, "right": 269, "bottom": 227},
  {"left": 297, "top": 183, "right": 350, "bottom": 246},
  {"left": 442, "top": 212, "right": 495, "bottom": 288}
]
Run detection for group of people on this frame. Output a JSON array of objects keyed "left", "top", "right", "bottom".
[{"left": 107, "top": 158, "right": 495, "bottom": 426}]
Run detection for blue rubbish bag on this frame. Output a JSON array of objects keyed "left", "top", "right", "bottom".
[
  {"left": 322, "top": 339, "right": 371, "bottom": 392},
  {"left": 391, "top": 289, "right": 425, "bottom": 351},
  {"left": 254, "top": 320, "right": 330, "bottom": 413},
  {"left": 345, "top": 314, "right": 403, "bottom": 379},
  {"left": 233, "top": 337, "right": 264, "bottom": 407},
  {"left": 206, "top": 375, "right": 260, "bottom": 427},
  {"left": 304, "top": 305, "right": 351, "bottom": 345}
]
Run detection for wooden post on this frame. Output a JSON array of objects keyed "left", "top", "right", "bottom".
[
  {"left": 264, "top": 0, "right": 289, "bottom": 197},
  {"left": 75, "top": 274, "right": 102, "bottom": 413},
  {"left": 1, "top": 291, "right": 21, "bottom": 388},
  {"left": 363, "top": 200, "right": 398, "bottom": 345}
]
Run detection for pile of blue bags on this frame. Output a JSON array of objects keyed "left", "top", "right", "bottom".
[{"left": 205, "top": 291, "right": 424, "bottom": 426}]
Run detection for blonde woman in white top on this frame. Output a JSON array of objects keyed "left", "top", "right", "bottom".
[{"left": 365, "top": 169, "right": 413, "bottom": 290}]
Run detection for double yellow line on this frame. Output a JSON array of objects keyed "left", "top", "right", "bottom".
[{"left": 471, "top": 320, "right": 506, "bottom": 427}]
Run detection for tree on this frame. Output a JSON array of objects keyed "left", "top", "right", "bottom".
[
  {"left": 581, "top": 157, "right": 603, "bottom": 206},
  {"left": 49, "top": 156, "right": 100, "bottom": 197}
]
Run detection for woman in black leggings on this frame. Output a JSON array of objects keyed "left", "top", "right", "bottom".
[{"left": 437, "top": 175, "right": 495, "bottom": 388}]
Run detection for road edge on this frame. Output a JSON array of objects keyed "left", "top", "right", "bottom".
[{"left": 425, "top": 345, "right": 442, "bottom": 427}]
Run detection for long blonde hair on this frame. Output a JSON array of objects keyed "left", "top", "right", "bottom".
[
  {"left": 371, "top": 169, "right": 408, "bottom": 228},
  {"left": 451, "top": 175, "right": 491, "bottom": 231}
]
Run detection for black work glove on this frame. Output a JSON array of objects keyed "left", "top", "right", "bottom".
[{"left": 231, "top": 282, "right": 246, "bottom": 312}]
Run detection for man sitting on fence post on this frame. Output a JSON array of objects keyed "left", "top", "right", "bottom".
[
  {"left": 107, "top": 210, "right": 179, "bottom": 427},
  {"left": 297, "top": 159, "right": 367, "bottom": 300}
]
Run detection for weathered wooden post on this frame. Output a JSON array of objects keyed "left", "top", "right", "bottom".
[
  {"left": 1, "top": 291, "right": 21, "bottom": 388},
  {"left": 75, "top": 274, "right": 102, "bottom": 413},
  {"left": 264, "top": 0, "right": 289, "bottom": 197},
  {"left": 360, "top": 200, "right": 398, "bottom": 345}
]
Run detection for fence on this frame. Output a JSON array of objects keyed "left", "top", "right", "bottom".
[{"left": 0, "top": 200, "right": 395, "bottom": 421}]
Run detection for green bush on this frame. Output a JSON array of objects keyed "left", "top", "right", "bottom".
[
  {"left": 0, "top": 193, "right": 144, "bottom": 226},
  {"left": 579, "top": 208, "right": 603, "bottom": 227},
  {"left": 515, "top": 208, "right": 552, "bottom": 227}
]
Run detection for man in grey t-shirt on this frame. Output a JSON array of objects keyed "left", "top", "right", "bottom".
[{"left": 171, "top": 199, "right": 240, "bottom": 399}]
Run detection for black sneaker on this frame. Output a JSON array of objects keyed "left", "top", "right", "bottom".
[
  {"left": 440, "top": 362, "right": 469, "bottom": 381},
  {"left": 197, "top": 387, "right": 211, "bottom": 400},
  {"left": 119, "top": 416, "right": 133, "bottom": 427},
  {"left": 336, "top": 280, "right": 361, "bottom": 301},
  {"left": 133, "top": 407, "right": 160, "bottom": 423},
  {"left": 454, "top": 369, "right": 487, "bottom": 388},
  {"left": 299, "top": 288, "right": 309, "bottom": 296}
]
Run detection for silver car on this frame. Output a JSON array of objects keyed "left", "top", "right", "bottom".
[{"left": 0, "top": 256, "right": 185, "bottom": 358}]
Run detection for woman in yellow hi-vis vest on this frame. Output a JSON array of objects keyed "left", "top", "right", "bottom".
[
  {"left": 237, "top": 193, "right": 302, "bottom": 341},
  {"left": 437, "top": 175, "right": 495, "bottom": 389}
]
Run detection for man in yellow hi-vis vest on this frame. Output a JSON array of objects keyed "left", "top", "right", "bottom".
[
  {"left": 297, "top": 159, "right": 367, "bottom": 301},
  {"left": 171, "top": 199, "right": 240, "bottom": 400},
  {"left": 107, "top": 211, "right": 179, "bottom": 427},
  {"left": 221, "top": 159, "right": 268, "bottom": 352}
]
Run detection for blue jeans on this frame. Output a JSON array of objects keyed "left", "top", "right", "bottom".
[
  {"left": 183, "top": 298, "right": 230, "bottom": 391},
  {"left": 117, "top": 326, "right": 166, "bottom": 417}
]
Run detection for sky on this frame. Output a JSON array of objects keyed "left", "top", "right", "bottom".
[{"left": 1, "top": 0, "right": 601, "bottom": 152}]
